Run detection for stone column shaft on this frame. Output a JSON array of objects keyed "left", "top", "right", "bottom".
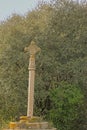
[{"left": 27, "top": 55, "right": 35, "bottom": 117}]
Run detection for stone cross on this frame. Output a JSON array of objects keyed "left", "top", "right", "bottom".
[{"left": 25, "top": 41, "right": 41, "bottom": 117}]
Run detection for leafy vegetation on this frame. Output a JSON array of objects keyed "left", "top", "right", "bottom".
[
  {"left": 0, "top": 0, "right": 87, "bottom": 129},
  {"left": 48, "top": 82, "right": 84, "bottom": 130}
]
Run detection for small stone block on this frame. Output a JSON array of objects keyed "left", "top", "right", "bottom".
[{"left": 3, "top": 128, "right": 56, "bottom": 130}]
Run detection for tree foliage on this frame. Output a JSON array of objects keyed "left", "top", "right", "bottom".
[{"left": 0, "top": 0, "right": 87, "bottom": 129}]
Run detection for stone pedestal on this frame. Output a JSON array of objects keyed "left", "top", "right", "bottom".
[
  {"left": 3, "top": 116, "right": 56, "bottom": 130},
  {"left": 4, "top": 128, "right": 56, "bottom": 130},
  {"left": 3, "top": 128, "right": 56, "bottom": 130}
]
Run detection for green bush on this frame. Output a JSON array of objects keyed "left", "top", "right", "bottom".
[{"left": 48, "top": 82, "right": 84, "bottom": 130}]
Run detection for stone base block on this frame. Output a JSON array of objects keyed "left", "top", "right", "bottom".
[
  {"left": 3, "top": 116, "right": 57, "bottom": 130},
  {"left": 3, "top": 128, "right": 56, "bottom": 130}
]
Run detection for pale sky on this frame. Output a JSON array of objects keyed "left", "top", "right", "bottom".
[{"left": 0, "top": 0, "right": 51, "bottom": 22}]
